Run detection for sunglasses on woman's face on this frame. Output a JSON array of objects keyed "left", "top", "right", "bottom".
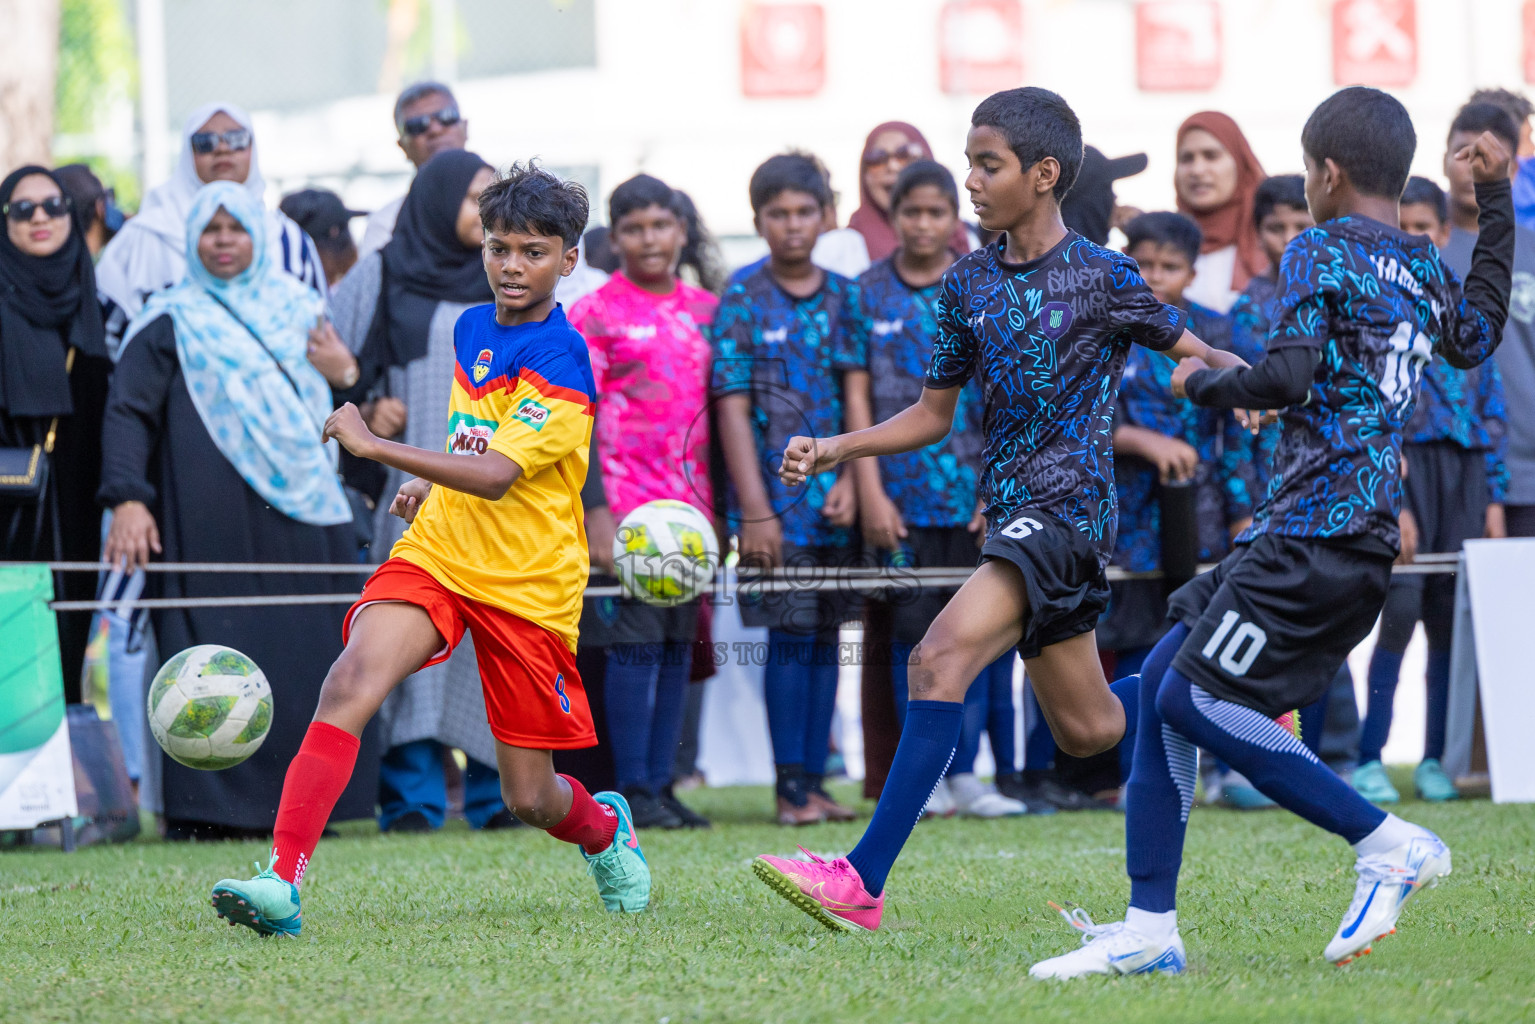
[
  {"left": 189, "top": 128, "right": 253, "bottom": 155},
  {"left": 400, "top": 106, "right": 461, "bottom": 138},
  {"left": 3, "top": 196, "right": 71, "bottom": 223},
  {"left": 864, "top": 142, "right": 926, "bottom": 167}
]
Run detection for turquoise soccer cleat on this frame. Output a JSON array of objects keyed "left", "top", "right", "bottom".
[
  {"left": 1353, "top": 760, "right": 1401, "bottom": 804},
  {"left": 583, "top": 791, "right": 652, "bottom": 913},
  {"left": 1413, "top": 759, "right": 1459, "bottom": 802},
  {"left": 211, "top": 856, "right": 302, "bottom": 937}
]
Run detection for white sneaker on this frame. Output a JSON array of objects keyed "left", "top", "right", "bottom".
[
  {"left": 1325, "top": 828, "right": 1451, "bottom": 965},
  {"left": 948, "top": 772, "right": 1027, "bottom": 817},
  {"left": 1029, "top": 906, "right": 1187, "bottom": 979},
  {"left": 922, "top": 778, "right": 956, "bottom": 818}
]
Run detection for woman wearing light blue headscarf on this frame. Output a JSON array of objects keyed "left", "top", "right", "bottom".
[{"left": 98, "top": 181, "right": 380, "bottom": 838}]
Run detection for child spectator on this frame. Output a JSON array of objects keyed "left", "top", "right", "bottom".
[
  {"left": 712, "top": 153, "right": 861, "bottom": 825},
  {"left": 568, "top": 174, "right": 717, "bottom": 830},
  {"left": 1107, "top": 212, "right": 1256, "bottom": 672},
  {"left": 1229, "top": 175, "right": 1313, "bottom": 490},
  {"left": 1355, "top": 173, "right": 1510, "bottom": 804},
  {"left": 838, "top": 161, "right": 1024, "bottom": 818}
]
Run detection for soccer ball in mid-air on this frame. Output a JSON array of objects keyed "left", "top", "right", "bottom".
[
  {"left": 613, "top": 499, "right": 720, "bottom": 606},
  {"left": 147, "top": 645, "right": 273, "bottom": 770}
]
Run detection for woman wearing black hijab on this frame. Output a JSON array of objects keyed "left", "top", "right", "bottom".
[
  {"left": 328, "top": 148, "right": 514, "bottom": 832},
  {"left": 0, "top": 166, "right": 113, "bottom": 700}
]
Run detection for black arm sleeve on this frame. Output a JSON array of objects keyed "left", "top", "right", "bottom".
[
  {"left": 97, "top": 315, "right": 177, "bottom": 509},
  {"left": 1184, "top": 345, "right": 1321, "bottom": 409},
  {"left": 1464, "top": 180, "right": 1515, "bottom": 339}
]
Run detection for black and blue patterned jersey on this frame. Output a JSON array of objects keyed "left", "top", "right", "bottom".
[
  {"left": 836, "top": 257, "right": 982, "bottom": 528},
  {"left": 1404, "top": 356, "right": 1509, "bottom": 502},
  {"left": 710, "top": 266, "right": 858, "bottom": 548},
  {"left": 1253, "top": 216, "right": 1503, "bottom": 549},
  {"left": 926, "top": 233, "right": 1187, "bottom": 567},
  {"left": 1228, "top": 273, "right": 1283, "bottom": 491},
  {"left": 1114, "top": 302, "right": 1256, "bottom": 572}
]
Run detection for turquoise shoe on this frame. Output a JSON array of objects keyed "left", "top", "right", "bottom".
[
  {"left": 1219, "top": 770, "right": 1277, "bottom": 810},
  {"left": 583, "top": 791, "right": 652, "bottom": 913},
  {"left": 1414, "top": 759, "right": 1459, "bottom": 802},
  {"left": 211, "top": 857, "right": 302, "bottom": 937},
  {"left": 1352, "top": 760, "right": 1400, "bottom": 804}
]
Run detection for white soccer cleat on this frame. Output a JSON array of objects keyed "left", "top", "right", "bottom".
[
  {"left": 923, "top": 778, "right": 957, "bottom": 818},
  {"left": 1029, "top": 905, "right": 1187, "bottom": 979},
  {"left": 948, "top": 772, "right": 1028, "bottom": 818},
  {"left": 1325, "top": 830, "right": 1451, "bottom": 965}
]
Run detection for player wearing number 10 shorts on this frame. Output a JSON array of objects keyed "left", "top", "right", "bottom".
[{"left": 1031, "top": 86, "right": 1517, "bottom": 980}]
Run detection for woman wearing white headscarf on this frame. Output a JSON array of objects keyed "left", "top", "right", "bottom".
[
  {"left": 96, "top": 101, "right": 325, "bottom": 355},
  {"left": 98, "top": 181, "right": 376, "bottom": 839}
]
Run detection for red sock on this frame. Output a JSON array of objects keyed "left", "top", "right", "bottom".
[
  {"left": 546, "top": 774, "right": 618, "bottom": 855},
  {"left": 270, "top": 721, "right": 360, "bottom": 885}
]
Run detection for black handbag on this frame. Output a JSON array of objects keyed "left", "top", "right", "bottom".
[
  {"left": 0, "top": 348, "right": 75, "bottom": 502},
  {"left": 202, "top": 294, "right": 375, "bottom": 550}
]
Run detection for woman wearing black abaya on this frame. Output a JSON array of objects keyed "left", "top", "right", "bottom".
[
  {"left": 99, "top": 182, "right": 377, "bottom": 839},
  {"left": 0, "top": 167, "right": 112, "bottom": 701}
]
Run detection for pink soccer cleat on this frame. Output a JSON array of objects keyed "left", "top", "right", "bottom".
[{"left": 752, "top": 847, "right": 884, "bottom": 933}]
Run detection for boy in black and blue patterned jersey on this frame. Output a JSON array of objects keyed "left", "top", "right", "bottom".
[
  {"left": 749, "top": 87, "right": 1250, "bottom": 934},
  {"left": 1356, "top": 174, "right": 1511, "bottom": 806},
  {"left": 1229, "top": 175, "right": 1314, "bottom": 491},
  {"left": 837, "top": 160, "right": 1025, "bottom": 819},
  {"left": 1106, "top": 212, "right": 1256, "bottom": 673},
  {"left": 1033, "top": 87, "right": 1517, "bottom": 980},
  {"left": 712, "top": 153, "right": 861, "bottom": 827}
]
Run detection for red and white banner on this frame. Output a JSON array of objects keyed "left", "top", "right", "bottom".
[
  {"left": 1332, "top": 0, "right": 1416, "bottom": 87},
  {"left": 740, "top": 4, "right": 826, "bottom": 98},
  {"left": 1135, "top": 1, "right": 1222, "bottom": 92},
  {"left": 938, "top": 0, "right": 1025, "bottom": 96}
]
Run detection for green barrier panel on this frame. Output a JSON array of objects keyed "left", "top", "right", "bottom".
[{"left": 0, "top": 564, "right": 65, "bottom": 754}]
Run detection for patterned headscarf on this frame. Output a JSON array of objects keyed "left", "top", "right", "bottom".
[{"left": 123, "top": 182, "right": 351, "bottom": 525}]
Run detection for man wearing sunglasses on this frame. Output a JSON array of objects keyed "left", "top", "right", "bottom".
[{"left": 358, "top": 81, "right": 470, "bottom": 259}]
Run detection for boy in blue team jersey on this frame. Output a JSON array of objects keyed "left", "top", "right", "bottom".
[
  {"left": 1354, "top": 174, "right": 1510, "bottom": 805},
  {"left": 837, "top": 160, "right": 1024, "bottom": 819},
  {"left": 1230, "top": 175, "right": 1314, "bottom": 491},
  {"left": 712, "top": 153, "right": 861, "bottom": 826},
  {"left": 1032, "top": 87, "right": 1515, "bottom": 978},
  {"left": 751, "top": 87, "right": 1248, "bottom": 932}
]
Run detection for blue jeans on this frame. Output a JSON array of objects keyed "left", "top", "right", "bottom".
[
  {"left": 604, "top": 641, "right": 692, "bottom": 794},
  {"left": 377, "top": 739, "right": 505, "bottom": 830}
]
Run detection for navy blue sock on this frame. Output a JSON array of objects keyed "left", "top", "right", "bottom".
[
  {"left": 1300, "top": 691, "right": 1329, "bottom": 757},
  {"left": 1125, "top": 625, "right": 1197, "bottom": 913},
  {"left": 983, "top": 656, "right": 1017, "bottom": 773},
  {"left": 1360, "top": 646, "right": 1404, "bottom": 764},
  {"left": 1022, "top": 682, "right": 1057, "bottom": 771},
  {"left": 801, "top": 641, "right": 840, "bottom": 777},
  {"left": 1157, "top": 667, "right": 1386, "bottom": 843},
  {"left": 604, "top": 644, "right": 660, "bottom": 792},
  {"left": 1423, "top": 647, "right": 1451, "bottom": 761},
  {"left": 847, "top": 700, "right": 963, "bottom": 895},
  {"left": 1110, "top": 673, "right": 1141, "bottom": 785},
  {"left": 950, "top": 678, "right": 987, "bottom": 775},
  {"left": 646, "top": 643, "right": 692, "bottom": 793},
  {"left": 764, "top": 631, "right": 812, "bottom": 767}
]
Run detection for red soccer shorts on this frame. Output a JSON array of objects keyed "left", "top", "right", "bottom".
[{"left": 344, "top": 558, "right": 595, "bottom": 750}]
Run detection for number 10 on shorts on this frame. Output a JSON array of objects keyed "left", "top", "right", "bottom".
[{"left": 1201, "top": 610, "right": 1268, "bottom": 676}]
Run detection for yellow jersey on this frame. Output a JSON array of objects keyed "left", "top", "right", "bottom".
[{"left": 391, "top": 304, "right": 594, "bottom": 650}]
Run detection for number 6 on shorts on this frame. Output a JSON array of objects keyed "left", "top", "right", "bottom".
[{"left": 1200, "top": 609, "right": 1268, "bottom": 676}]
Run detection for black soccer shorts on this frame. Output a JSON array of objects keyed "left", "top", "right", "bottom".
[
  {"left": 1167, "top": 532, "right": 1393, "bottom": 718},
  {"left": 980, "top": 509, "right": 1111, "bottom": 660}
]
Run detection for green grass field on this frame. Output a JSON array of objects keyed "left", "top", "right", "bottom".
[{"left": 4, "top": 782, "right": 1533, "bottom": 1024}]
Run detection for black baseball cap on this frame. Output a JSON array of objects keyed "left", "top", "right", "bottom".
[
  {"left": 279, "top": 188, "right": 366, "bottom": 242},
  {"left": 1062, "top": 146, "right": 1148, "bottom": 245}
]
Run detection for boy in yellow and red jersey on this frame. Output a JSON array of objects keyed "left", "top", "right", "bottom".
[{"left": 208, "top": 164, "right": 651, "bottom": 937}]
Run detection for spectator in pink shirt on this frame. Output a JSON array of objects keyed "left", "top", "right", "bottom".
[{"left": 569, "top": 174, "right": 717, "bottom": 829}]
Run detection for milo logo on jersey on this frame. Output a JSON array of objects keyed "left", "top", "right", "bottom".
[
  {"left": 471, "top": 348, "right": 494, "bottom": 384},
  {"left": 512, "top": 396, "right": 552, "bottom": 431},
  {"left": 448, "top": 412, "right": 497, "bottom": 455}
]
